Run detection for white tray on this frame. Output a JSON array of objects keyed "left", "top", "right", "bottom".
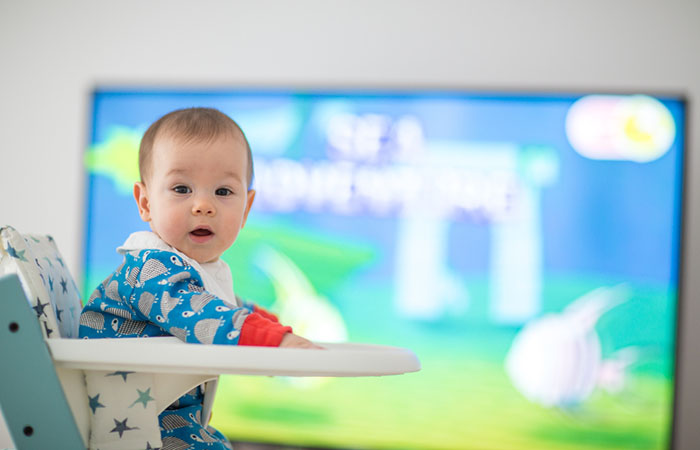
[{"left": 48, "top": 337, "right": 421, "bottom": 377}]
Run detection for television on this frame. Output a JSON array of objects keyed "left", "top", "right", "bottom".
[{"left": 83, "top": 88, "right": 685, "bottom": 449}]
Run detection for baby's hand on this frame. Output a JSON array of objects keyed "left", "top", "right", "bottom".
[{"left": 280, "top": 333, "right": 324, "bottom": 349}]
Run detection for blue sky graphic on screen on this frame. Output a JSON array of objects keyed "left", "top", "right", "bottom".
[{"left": 84, "top": 89, "right": 684, "bottom": 449}]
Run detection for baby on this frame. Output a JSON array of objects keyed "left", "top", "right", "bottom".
[{"left": 79, "top": 107, "right": 318, "bottom": 449}]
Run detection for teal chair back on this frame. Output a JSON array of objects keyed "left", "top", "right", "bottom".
[{"left": 0, "top": 273, "right": 86, "bottom": 449}]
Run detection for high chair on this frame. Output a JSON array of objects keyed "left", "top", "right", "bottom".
[{"left": 0, "top": 226, "right": 420, "bottom": 450}]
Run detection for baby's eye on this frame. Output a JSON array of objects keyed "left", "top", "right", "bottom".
[
  {"left": 215, "top": 187, "right": 233, "bottom": 196},
  {"left": 173, "top": 185, "right": 191, "bottom": 194}
]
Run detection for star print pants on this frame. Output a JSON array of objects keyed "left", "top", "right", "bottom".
[{"left": 159, "top": 404, "right": 233, "bottom": 450}]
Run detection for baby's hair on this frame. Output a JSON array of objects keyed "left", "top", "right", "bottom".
[{"left": 139, "top": 107, "right": 254, "bottom": 189}]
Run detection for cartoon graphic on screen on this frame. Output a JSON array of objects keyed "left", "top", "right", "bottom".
[
  {"left": 566, "top": 95, "right": 676, "bottom": 163},
  {"left": 253, "top": 245, "right": 348, "bottom": 343},
  {"left": 84, "top": 127, "right": 141, "bottom": 195},
  {"left": 505, "top": 284, "right": 637, "bottom": 408}
]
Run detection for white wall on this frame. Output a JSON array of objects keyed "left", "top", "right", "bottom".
[{"left": 1, "top": 0, "right": 698, "bottom": 448}]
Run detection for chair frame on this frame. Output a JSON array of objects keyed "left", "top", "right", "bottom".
[{"left": 0, "top": 273, "right": 86, "bottom": 449}]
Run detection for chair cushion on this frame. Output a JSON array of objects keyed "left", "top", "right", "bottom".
[
  {"left": 84, "top": 370, "right": 162, "bottom": 450},
  {"left": 0, "top": 226, "right": 82, "bottom": 338},
  {"left": 1, "top": 226, "right": 164, "bottom": 449}
]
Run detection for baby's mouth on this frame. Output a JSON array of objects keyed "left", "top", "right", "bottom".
[
  {"left": 191, "top": 228, "right": 213, "bottom": 237},
  {"left": 189, "top": 227, "right": 214, "bottom": 242}
]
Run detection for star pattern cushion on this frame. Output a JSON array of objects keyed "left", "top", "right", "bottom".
[
  {"left": 0, "top": 225, "right": 162, "bottom": 450},
  {"left": 0, "top": 225, "right": 81, "bottom": 339},
  {"left": 84, "top": 370, "right": 162, "bottom": 450}
]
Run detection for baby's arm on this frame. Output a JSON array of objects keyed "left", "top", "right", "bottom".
[
  {"left": 236, "top": 297, "right": 323, "bottom": 349},
  {"left": 126, "top": 250, "right": 315, "bottom": 347}
]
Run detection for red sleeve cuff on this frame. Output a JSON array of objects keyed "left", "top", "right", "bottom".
[
  {"left": 239, "top": 312, "right": 292, "bottom": 347},
  {"left": 253, "top": 305, "right": 280, "bottom": 323}
]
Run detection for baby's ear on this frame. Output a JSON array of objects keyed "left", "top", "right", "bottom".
[
  {"left": 133, "top": 182, "right": 151, "bottom": 222},
  {"left": 241, "top": 189, "right": 256, "bottom": 228}
]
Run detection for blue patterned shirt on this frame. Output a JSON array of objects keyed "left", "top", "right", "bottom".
[{"left": 79, "top": 249, "right": 253, "bottom": 344}]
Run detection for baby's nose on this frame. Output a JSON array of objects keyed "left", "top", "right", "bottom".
[{"left": 192, "top": 198, "right": 216, "bottom": 216}]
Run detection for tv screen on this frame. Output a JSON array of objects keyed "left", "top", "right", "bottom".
[{"left": 83, "top": 88, "right": 685, "bottom": 449}]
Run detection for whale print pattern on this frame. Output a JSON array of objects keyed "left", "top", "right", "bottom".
[
  {"left": 158, "top": 402, "right": 233, "bottom": 450},
  {"left": 79, "top": 249, "right": 253, "bottom": 344}
]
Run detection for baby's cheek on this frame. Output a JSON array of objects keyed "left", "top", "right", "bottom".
[
  {"left": 219, "top": 224, "right": 241, "bottom": 249},
  {"left": 160, "top": 209, "right": 189, "bottom": 240}
]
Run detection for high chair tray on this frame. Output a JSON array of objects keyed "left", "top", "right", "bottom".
[{"left": 47, "top": 337, "right": 421, "bottom": 377}]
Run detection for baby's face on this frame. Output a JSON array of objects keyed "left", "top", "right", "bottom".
[{"left": 135, "top": 133, "right": 254, "bottom": 264}]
